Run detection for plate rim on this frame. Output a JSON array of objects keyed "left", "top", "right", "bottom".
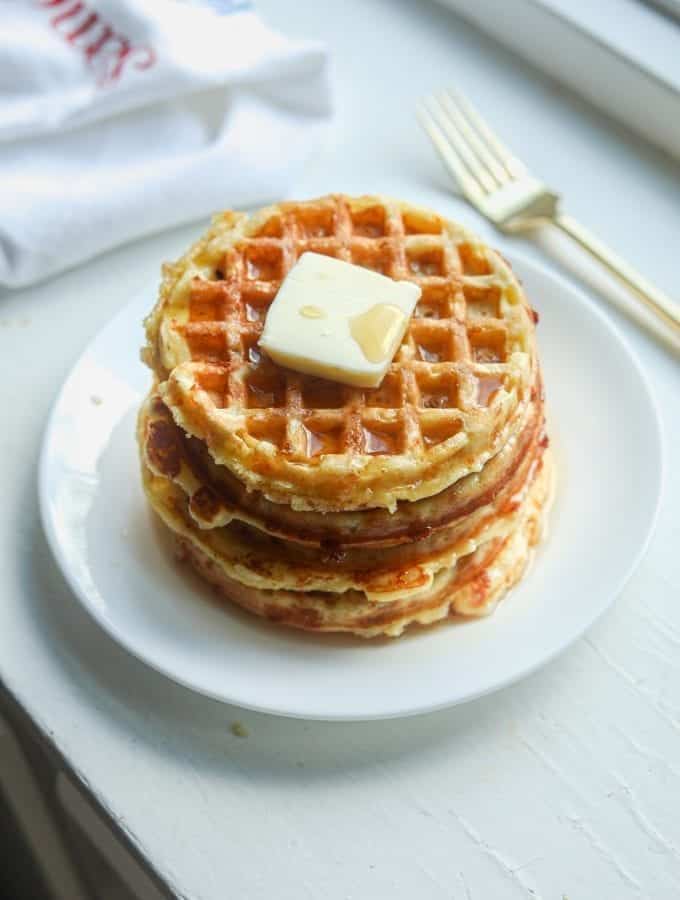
[{"left": 38, "top": 250, "right": 665, "bottom": 720}]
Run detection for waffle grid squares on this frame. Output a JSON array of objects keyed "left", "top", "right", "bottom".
[
  {"left": 146, "top": 195, "right": 537, "bottom": 514},
  {"left": 174, "top": 196, "right": 521, "bottom": 462}
]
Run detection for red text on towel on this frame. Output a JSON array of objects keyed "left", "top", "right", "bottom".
[{"left": 40, "top": 0, "right": 157, "bottom": 86}]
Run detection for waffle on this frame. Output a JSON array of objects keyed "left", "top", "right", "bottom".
[
  {"left": 144, "top": 448, "right": 553, "bottom": 638},
  {"left": 138, "top": 194, "right": 553, "bottom": 639},
  {"left": 144, "top": 195, "right": 537, "bottom": 512},
  {"left": 139, "top": 413, "right": 548, "bottom": 603},
  {"left": 141, "top": 383, "right": 545, "bottom": 548}
]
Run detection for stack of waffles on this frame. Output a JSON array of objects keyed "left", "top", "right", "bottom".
[{"left": 138, "top": 195, "right": 553, "bottom": 638}]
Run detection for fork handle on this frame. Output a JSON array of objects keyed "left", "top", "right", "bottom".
[{"left": 554, "top": 214, "right": 680, "bottom": 333}]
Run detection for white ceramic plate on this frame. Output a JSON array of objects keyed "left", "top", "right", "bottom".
[{"left": 39, "top": 254, "right": 663, "bottom": 720}]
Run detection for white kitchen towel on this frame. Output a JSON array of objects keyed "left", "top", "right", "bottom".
[{"left": 0, "top": 0, "right": 332, "bottom": 288}]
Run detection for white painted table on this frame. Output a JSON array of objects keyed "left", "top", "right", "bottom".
[{"left": 2, "top": 1, "right": 679, "bottom": 897}]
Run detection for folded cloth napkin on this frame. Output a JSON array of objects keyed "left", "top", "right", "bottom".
[{"left": 0, "top": 0, "right": 331, "bottom": 287}]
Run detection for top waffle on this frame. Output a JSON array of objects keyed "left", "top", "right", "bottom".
[{"left": 143, "top": 195, "right": 537, "bottom": 511}]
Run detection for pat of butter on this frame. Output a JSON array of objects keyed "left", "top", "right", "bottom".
[{"left": 259, "top": 252, "right": 421, "bottom": 388}]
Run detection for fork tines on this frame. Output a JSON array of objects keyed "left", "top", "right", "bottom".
[{"left": 418, "top": 89, "right": 526, "bottom": 199}]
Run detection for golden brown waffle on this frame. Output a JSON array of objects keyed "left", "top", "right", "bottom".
[
  {"left": 138, "top": 422, "right": 548, "bottom": 603},
  {"left": 149, "top": 452, "right": 554, "bottom": 638},
  {"left": 140, "top": 384, "right": 545, "bottom": 547},
  {"left": 144, "top": 195, "right": 537, "bottom": 511}
]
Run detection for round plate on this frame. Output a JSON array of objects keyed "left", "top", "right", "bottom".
[{"left": 39, "top": 254, "right": 663, "bottom": 720}]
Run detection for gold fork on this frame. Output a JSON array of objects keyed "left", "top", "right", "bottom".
[{"left": 418, "top": 90, "right": 680, "bottom": 335}]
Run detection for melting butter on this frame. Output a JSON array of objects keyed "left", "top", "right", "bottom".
[
  {"left": 299, "top": 304, "right": 326, "bottom": 319},
  {"left": 349, "top": 303, "right": 406, "bottom": 364},
  {"left": 259, "top": 252, "right": 420, "bottom": 388}
]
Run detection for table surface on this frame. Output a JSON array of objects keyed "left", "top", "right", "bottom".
[{"left": 2, "top": 1, "right": 679, "bottom": 898}]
